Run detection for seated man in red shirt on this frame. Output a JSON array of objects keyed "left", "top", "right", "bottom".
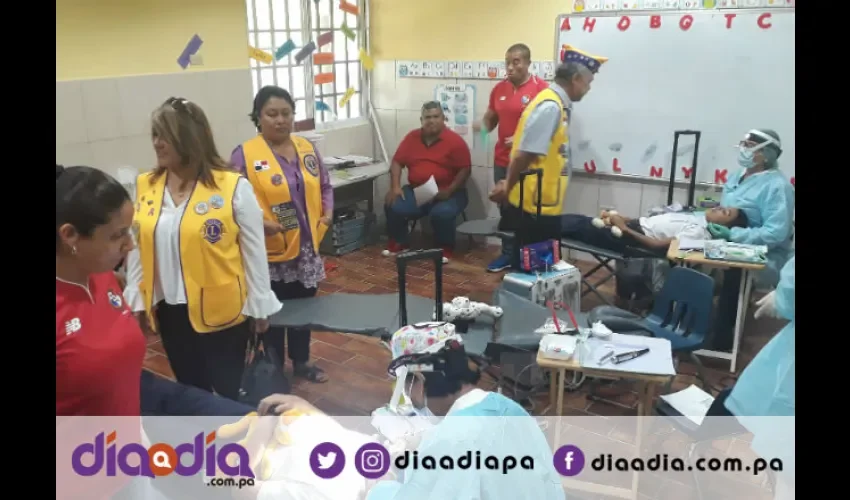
[{"left": 383, "top": 101, "right": 471, "bottom": 263}]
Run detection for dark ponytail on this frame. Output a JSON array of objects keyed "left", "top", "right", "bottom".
[{"left": 56, "top": 166, "right": 131, "bottom": 252}]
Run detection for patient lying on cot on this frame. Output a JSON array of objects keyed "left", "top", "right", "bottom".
[{"left": 560, "top": 207, "right": 748, "bottom": 253}]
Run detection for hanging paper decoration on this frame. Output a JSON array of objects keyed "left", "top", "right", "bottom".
[
  {"left": 315, "top": 101, "right": 332, "bottom": 112},
  {"left": 275, "top": 40, "right": 297, "bottom": 61},
  {"left": 294, "top": 41, "right": 317, "bottom": 64},
  {"left": 314, "top": 53, "right": 334, "bottom": 65},
  {"left": 359, "top": 48, "right": 374, "bottom": 70},
  {"left": 177, "top": 34, "right": 204, "bottom": 69},
  {"left": 314, "top": 73, "right": 335, "bottom": 85},
  {"left": 248, "top": 46, "right": 274, "bottom": 64},
  {"left": 338, "top": 88, "right": 356, "bottom": 108},
  {"left": 339, "top": 1, "right": 360, "bottom": 15},
  {"left": 340, "top": 22, "right": 356, "bottom": 41},
  {"left": 317, "top": 32, "right": 333, "bottom": 48}
]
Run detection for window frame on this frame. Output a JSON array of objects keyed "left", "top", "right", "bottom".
[{"left": 246, "top": 0, "right": 368, "bottom": 130}]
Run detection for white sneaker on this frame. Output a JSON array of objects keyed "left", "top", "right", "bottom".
[{"left": 534, "top": 318, "right": 574, "bottom": 335}]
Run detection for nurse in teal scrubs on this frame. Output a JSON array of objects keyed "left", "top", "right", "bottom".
[
  {"left": 709, "top": 129, "right": 794, "bottom": 350},
  {"left": 725, "top": 256, "right": 794, "bottom": 499}
]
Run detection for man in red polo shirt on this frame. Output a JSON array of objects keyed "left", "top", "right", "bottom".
[
  {"left": 383, "top": 101, "right": 471, "bottom": 263},
  {"left": 475, "top": 43, "right": 549, "bottom": 272}
]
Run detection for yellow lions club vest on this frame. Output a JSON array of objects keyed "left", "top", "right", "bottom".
[
  {"left": 242, "top": 135, "right": 327, "bottom": 262},
  {"left": 507, "top": 88, "right": 570, "bottom": 216},
  {"left": 134, "top": 169, "right": 248, "bottom": 334}
]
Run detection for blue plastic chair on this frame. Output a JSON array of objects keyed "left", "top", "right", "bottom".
[{"left": 588, "top": 266, "right": 715, "bottom": 388}]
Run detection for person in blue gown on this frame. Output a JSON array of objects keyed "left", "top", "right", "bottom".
[
  {"left": 367, "top": 336, "right": 565, "bottom": 500},
  {"left": 709, "top": 129, "right": 794, "bottom": 350},
  {"left": 725, "top": 257, "right": 794, "bottom": 499}
]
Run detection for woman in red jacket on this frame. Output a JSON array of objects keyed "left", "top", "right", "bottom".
[{"left": 56, "top": 165, "right": 148, "bottom": 500}]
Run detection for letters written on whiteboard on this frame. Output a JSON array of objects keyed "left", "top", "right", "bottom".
[{"left": 560, "top": 12, "right": 777, "bottom": 33}]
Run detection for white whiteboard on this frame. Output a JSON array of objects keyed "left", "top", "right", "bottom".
[{"left": 556, "top": 9, "right": 795, "bottom": 186}]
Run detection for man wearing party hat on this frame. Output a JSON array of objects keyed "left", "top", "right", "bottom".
[
  {"left": 366, "top": 323, "right": 565, "bottom": 499},
  {"left": 490, "top": 45, "right": 607, "bottom": 269}
]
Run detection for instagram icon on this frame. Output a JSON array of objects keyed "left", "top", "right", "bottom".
[{"left": 355, "top": 443, "right": 390, "bottom": 479}]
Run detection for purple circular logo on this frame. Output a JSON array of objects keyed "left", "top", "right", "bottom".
[
  {"left": 309, "top": 442, "right": 346, "bottom": 479},
  {"left": 354, "top": 442, "right": 391, "bottom": 479},
  {"left": 553, "top": 445, "right": 585, "bottom": 476}
]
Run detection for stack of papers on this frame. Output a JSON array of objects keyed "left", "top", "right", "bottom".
[
  {"left": 331, "top": 170, "right": 367, "bottom": 182},
  {"left": 659, "top": 384, "right": 715, "bottom": 426},
  {"left": 338, "top": 155, "right": 374, "bottom": 166},
  {"left": 413, "top": 176, "right": 439, "bottom": 206},
  {"left": 324, "top": 156, "right": 349, "bottom": 168}
]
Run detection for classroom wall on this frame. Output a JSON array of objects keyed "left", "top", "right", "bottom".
[
  {"left": 368, "top": 0, "right": 716, "bottom": 246},
  {"left": 56, "top": 0, "right": 373, "bottom": 178}
]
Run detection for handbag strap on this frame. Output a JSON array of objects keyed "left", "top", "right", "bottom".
[{"left": 244, "top": 333, "right": 267, "bottom": 365}]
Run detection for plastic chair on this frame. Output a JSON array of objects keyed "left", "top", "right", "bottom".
[{"left": 588, "top": 266, "right": 715, "bottom": 389}]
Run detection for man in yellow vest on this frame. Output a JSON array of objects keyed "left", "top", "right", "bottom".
[{"left": 489, "top": 45, "right": 607, "bottom": 269}]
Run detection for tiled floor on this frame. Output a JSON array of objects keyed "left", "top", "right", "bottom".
[{"left": 143, "top": 238, "right": 786, "bottom": 499}]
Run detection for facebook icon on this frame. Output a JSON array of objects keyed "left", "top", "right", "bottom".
[{"left": 553, "top": 445, "right": 586, "bottom": 476}]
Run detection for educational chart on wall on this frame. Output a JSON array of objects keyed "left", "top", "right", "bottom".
[
  {"left": 398, "top": 61, "right": 556, "bottom": 80},
  {"left": 556, "top": 8, "right": 795, "bottom": 187},
  {"left": 569, "top": 0, "right": 795, "bottom": 11},
  {"left": 434, "top": 84, "right": 476, "bottom": 150}
]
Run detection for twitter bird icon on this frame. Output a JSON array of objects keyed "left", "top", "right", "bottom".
[
  {"left": 318, "top": 452, "right": 337, "bottom": 469},
  {"left": 310, "top": 442, "right": 346, "bottom": 479}
]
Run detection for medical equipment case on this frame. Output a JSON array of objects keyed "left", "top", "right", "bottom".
[{"left": 501, "top": 265, "right": 581, "bottom": 314}]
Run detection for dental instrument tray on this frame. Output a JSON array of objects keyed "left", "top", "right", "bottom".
[{"left": 703, "top": 240, "right": 767, "bottom": 264}]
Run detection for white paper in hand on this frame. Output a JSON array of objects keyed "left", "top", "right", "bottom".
[{"left": 413, "top": 176, "right": 439, "bottom": 206}]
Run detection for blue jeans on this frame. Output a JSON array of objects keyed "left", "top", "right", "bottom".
[
  {"left": 494, "top": 166, "right": 513, "bottom": 258},
  {"left": 385, "top": 186, "right": 468, "bottom": 248}
]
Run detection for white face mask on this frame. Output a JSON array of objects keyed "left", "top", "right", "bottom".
[{"left": 736, "top": 130, "right": 781, "bottom": 169}]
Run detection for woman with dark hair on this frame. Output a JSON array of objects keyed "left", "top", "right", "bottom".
[
  {"left": 123, "top": 97, "right": 282, "bottom": 401},
  {"left": 230, "top": 86, "right": 333, "bottom": 384},
  {"left": 56, "top": 165, "right": 143, "bottom": 415},
  {"left": 56, "top": 164, "right": 148, "bottom": 498}
]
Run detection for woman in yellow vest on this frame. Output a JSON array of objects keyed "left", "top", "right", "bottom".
[
  {"left": 230, "top": 86, "right": 333, "bottom": 384},
  {"left": 123, "top": 97, "right": 283, "bottom": 401},
  {"left": 490, "top": 45, "right": 607, "bottom": 269}
]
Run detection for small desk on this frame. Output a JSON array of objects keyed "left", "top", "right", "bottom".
[
  {"left": 329, "top": 162, "right": 390, "bottom": 214},
  {"left": 329, "top": 162, "right": 389, "bottom": 189},
  {"left": 666, "top": 239, "right": 766, "bottom": 373},
  {"left": 536, "top": 350, "right": 671, "bottom": 418},
  {"left": 536, "top": 348, "right": 672, "bottom": 500},
  {"left": 326, "top": 163, "right": 389, "bottom": 247}
]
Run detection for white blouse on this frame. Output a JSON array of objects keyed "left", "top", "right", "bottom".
[{"left": 123, "top": 177, "right": 282, "bottom": 319}]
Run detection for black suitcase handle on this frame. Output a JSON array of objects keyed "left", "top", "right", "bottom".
[
  {"left": 667, "top": 130, "right": 701, "bottom": 208},
  {"left": 517, "top": 169, "right": 543, "bottom": 219},
  {"left": 396, "top": 248, "right": 444, "bottom": 327}
]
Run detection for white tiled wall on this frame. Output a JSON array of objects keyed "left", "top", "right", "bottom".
[
  {"left": 370, "top": 60, "right": 720, "bottom": 257},
  {"left": 56, "top": 69, "right": 374, "bottom": 179}
]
